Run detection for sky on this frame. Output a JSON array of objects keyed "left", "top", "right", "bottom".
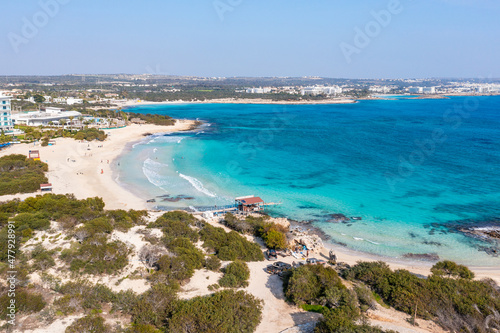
[{"left": 1, "top": 0, "right": 499, "bottom": 78}]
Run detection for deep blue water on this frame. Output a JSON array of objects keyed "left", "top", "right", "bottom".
[{"left": 117, "top": 97, "right": 500, "bottom": 265}]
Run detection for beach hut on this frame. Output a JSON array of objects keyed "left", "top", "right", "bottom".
[
  {"left": 29, "top": 150, "right": 40, "bottom": 161},
  {"left": 40, "top": 183, "right": 53, "bottom": 192},
  {"left": 235, "top": 196, "right": 265, "bottom": 212}
]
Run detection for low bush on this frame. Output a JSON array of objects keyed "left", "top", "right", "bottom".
[
  {"left": 219, "top": 260, "right": 250, "bottom": 288},
  {"left": 61, "top": 234, "right": 130, "bottom": 275},
  {"left": 166, "top": 290, "right": 263, "bottom": 333},
  {"left": 205, "top": 256, "right": 221, "bottom": 271},
  {"left": 131, "top": 284, "right": 178, "bottom": 327},
  {"left": 0, "top": 154, "right": 48, "bottom": 195},
  {"left": 54, "top": 280, "right": 116, "bottom": 314},
  {"left": 343, "top": 261, "right": 500, "bottom": 332},
  {"left": 73, "top": 128, "right": 107, "bottom": 141},
  {"left": 0, "top": 288, "right": 46, "bottom": 319},
  {"left": 200, "top": 224, "right": 264, "bottom": 262},
  {"left": 65, "top": 314, "right": 109, "bottom": 333}
]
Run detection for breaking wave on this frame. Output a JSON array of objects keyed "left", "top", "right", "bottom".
[{"left": 179, "top": 173, "right": 216, "bottom": 198}]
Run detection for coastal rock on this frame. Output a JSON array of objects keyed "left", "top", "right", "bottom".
[
  {"left": 403, "top": 253, "right": 440, "bottom": 261},
  {"left": 328, "top": 213, "right": 349, "bottom": 223},
  {"left": 289, "top": 230, "right": 324, "bottom": 253},
  {"left": 459, "top": 227, "right": 500, "bottom": 241},
  {"left": 269, "top": 217, "right": 291, "bottom": 229}
]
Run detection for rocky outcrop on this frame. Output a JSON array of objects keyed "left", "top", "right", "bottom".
[{"left": 289, "top": 227, "right": 324, "bottom": 253}]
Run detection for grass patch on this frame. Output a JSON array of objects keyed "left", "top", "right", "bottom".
[{"left": 301, "top": 304, "right": 327, "bottom": 314}]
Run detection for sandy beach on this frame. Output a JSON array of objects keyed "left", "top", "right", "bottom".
[
  {"left": 0, "top": 120, "right": 195, "bottom": 210},
  {"left": 112, "top": 97, "right": 357, "bottom": 109}
]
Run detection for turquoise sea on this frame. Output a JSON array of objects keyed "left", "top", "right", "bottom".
[{"left": 117, "top": 96, "right": 500, "bottom": 266}]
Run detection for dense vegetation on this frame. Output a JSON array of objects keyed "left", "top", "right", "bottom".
[
  {"left": 343, "top": 261, "right": 500, "bottom": 332},
  {"left": 167, "top": 290, "right": 263, "bottom": 333},
  {"left": 219, "top": 260, "right": 250, "bottom": 288},
  {"left": 200, "top": 224, "right": 264, "bottom": 261},
  {"left": 282, "top": 264, "right": 393, "bottom": 332},
  {"left": 126, "top": 112, "right": 176, "bottom": 126},
  {"left": 0, "top": 195, "right": 265, "bottom": 332},
  {"left": 15, "top": 126, "right": 107, "bottom": 144},
  {"left": 0, "top": 154, "right": 48, "bottom": 195},
  {"left": 73, "top": 128, "right": 107, "bottom": 141},
  {"left": 223, "top": 213, "right": 288, "bottom": 250}
]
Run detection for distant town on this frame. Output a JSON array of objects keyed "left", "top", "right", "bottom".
[{"left": 1, "top": 75, "right": 499, "bottom": 139}]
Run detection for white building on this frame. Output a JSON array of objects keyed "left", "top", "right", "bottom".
[
  {"left": 12, "top": 109, "right": 82, "bottom": 126},
  {"left": 67, "top": 97, "right": 84, "bottom": 105},
  {"left": 245, "top": 87, "right": 271, "bottom": 94},
  {"left": 0, "top": 93, "right": 14, "bottom": 132},
  {"left": 423, "top": 87, "right": 436, "bottom": 94},
  {"left": 301, "top": 86, "right": 342, "bottom": 96},
  {"left": 408, "top": 87, "right": 424, "bottom": 94}
]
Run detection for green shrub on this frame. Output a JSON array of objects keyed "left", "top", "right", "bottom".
[
  {"left": 131, "top": 284, "right": 178, "bottom": 327},
  {"left": 155, "top": 239, "right": 204, "bottom": 283},
  {"left": 65, "top": 314, "right": 109, "bottom": 333},
  {"left": 284, "top": 264, "right": 346, "bottom": 306},
  {"left": 200, "top": 224, "right": 264, "bottom": 262},
  {"left": 344, "top": 261, "right": 500, "bottom": 332},
  {"left": 55, "top": 280, "right": 116, "bottom": 314},
  {"left": 72, "top": 128, "right": 107, "bottom": 141},
  {"left": 431, "top": 260, "right": 475, "bottom": 279},
  {"left": 61, "top": 234, "right": 130, "bottom": 275},
  {"left": 219, "top": 260, "right": 250, "bottom": 288},
  {"left": 0, "top": 288, "right": 46, "bottom": 319},
  {"left": 31, "top": 245, "right": 56, "bottom": 271},
  {"left": 0, "top": 155, "right": 48, "bottom": 195},
  {"left": 205, "top": 256, "right": 221, "bottom": 271},
  {"left": 167, "top": 290, "right": 262, "bottom": 333}
]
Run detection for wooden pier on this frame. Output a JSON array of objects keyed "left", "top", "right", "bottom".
[{"left": 193, "top": 195, "right": 281, "bottom": 217}]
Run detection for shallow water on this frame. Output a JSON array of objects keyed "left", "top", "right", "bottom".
[{"left": 117, "top": 97, "right": 500, "bottom": 266}]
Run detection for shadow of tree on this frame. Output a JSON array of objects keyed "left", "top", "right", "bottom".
[{"left": 265, "top": 274, "right": 285, "bottom": 300}]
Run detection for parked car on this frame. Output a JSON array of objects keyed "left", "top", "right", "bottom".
[
  {"left": 266, "top": 249, "right": 278, "bottom": 261},
  {"left": 306, "top": 258, "right": 326, "bottom": 265},
  {"left": 265, "top": 261, "right": 292, "bottom": 274}
]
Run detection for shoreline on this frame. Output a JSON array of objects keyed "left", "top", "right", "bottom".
[
  {"left": 288, "top": 219, "right": 500, "bottom": 284},
  {"left": 113, "top": 97, "right": 357, "bottom": 109},
  {"left": 1, "top": 121, "right": 499, "bottom": 284},
  {"left": 111, "top": 93, "right": 500, "bottom": 109},
  {"left": 0, "top": 120, "right": 196, "bottom": 211}
]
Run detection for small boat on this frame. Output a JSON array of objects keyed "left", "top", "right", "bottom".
[
  {"left": 351, "top": 217, "right": 362, "bottom": 221},
  {"left": 146, "top": 199, "right": 156, "bottom": 203}
]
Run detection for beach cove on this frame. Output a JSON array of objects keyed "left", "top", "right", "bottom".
[{"left": 118, "top": 97, "right": 500, "bottom": 267}]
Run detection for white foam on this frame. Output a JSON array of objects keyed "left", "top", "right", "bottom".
[
  {"left": 142, "top": 158, "right": 169, "bottom": 188},
  {"left": 148, "top": 136, "right": 184, "bottom": 144},
  {"left": 353, "top": 237, "right": 364, "bottom": 241},
  {"left": 366, "top": 239, "right": 380, "bottom": 245},
  {"left": 179, "top": 173, "right": 216, "bottom": 198}
]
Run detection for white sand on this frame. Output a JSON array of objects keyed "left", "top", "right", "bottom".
[{"left": 0, "top": 121, "right": 195, "bottom": 210}]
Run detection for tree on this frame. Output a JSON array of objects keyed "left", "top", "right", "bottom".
[
  {"left": 431, "top": 260, "right": 475, "bottom": 279},
  {"left": 33, "top": 94, "right": 45, "bottom": 104}
]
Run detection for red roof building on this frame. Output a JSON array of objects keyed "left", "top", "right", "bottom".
[{"left": 235, "top": 196, "right": 265, "bottom": 212}]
